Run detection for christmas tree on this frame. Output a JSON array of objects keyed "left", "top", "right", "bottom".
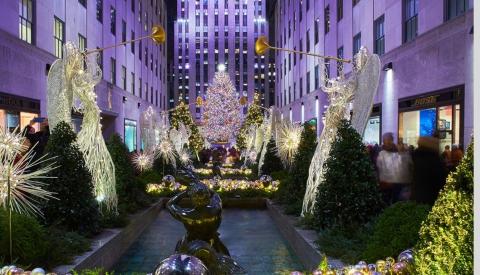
[
  {"left": 236, "top": 93, "right": 264, "bottom": 150},
  {"left": 313, "top": 120, "right": 383, "bottom": 229},
  {"left": 42, "top": 122, "right": 100, "bottom": 235},
  {"left": 171, "top": 97, "right": 204, "bottom": 154},
  {"left": 415, "top": 141, "right": 473, "bottom": 274},
  {"left": 202, "top": 72, "right": 242, "bottom": 143},
  {"left": 260, "top": 137, "right": 283, "bottom": 175}
]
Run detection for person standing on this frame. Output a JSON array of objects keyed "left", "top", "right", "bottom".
[
  {"left": 441, "top": 145, "right": 453, "bottom": 171},
  {"left": 410, "top": 135, "right": 448, "bottom": 205},
  {"left": 376, "top": 133, "right": 399, "bottom": 204},
  {"left": 450, "top": 144, "right": 464, "bottom": 168}
]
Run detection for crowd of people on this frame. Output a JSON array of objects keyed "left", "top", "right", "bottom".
[{"left": 367, "top": 132, "right": 463, "bottom": 206}]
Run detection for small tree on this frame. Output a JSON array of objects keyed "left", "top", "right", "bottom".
[
  {"left": 259, "top": 137, "right": 283, "bottom": 176},
  {"left": 313, "top": 120, "right": 383, "bottom": 229},
  {"left": 171, "top": 100, "right": 204, "bottom": 154},
  {"left": 43, "top": 122, "right": 100, "bottom": 235},
  {"left": 107, "top": 134, "right": 148, "bottom": 209},
  {"left": 415, "top": 141, "right": 473, "bottom": 274},
  {"left": 236, "top": 93, "right": 264, "bottom": 150},
  {"left": 278, "top": 123, "right": 317, "bottom": 215}
]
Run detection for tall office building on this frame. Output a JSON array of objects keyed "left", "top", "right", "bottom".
[
  {"left": 173, "top": 0, "right": 269, "bottom": 121},
  {"left": 274, "top": 0, "right": 473, "bottom": 148},
  {"left": 0, "top": 0, "right": 168, "bottom": 152}
]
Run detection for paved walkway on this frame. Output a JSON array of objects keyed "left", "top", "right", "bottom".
[{"left": 114, "top": 209, "right": 303, "bottom": 274}]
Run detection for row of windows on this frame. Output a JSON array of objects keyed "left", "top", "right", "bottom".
[{"left": 277, "top": 0, "right": 468, "bottom": 62}]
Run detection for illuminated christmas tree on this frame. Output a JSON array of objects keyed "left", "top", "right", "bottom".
[
  {"left": 236, "top": 92, "right": 264, "bottom": 150},
  {"left": 202, "top": 72, "right": 242, "bottom": 143},
  {"left": 171, "top": 96, "right": 204, "bottom": 154}
]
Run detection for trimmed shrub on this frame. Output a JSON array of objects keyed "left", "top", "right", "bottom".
[
  {"left": 362, "top": 202, "right": 431, "bottom": 262},
  {"left": 43, "top": 122, "right": 100, "bottom": 235},
  {"left": 0, "top": 209, "right": 48, "bottom": 265},
  {"left": 415, "top": 141, "right": 473, "bottom": 274},
  {"left": 260, "top": 137, "right": 284, "bottom": 175},
  {"left": 313, "top": 120, "right": 384, "bottom": 229}
]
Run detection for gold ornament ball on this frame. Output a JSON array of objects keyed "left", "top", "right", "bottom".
[
  {"left": 150, "top": 25, "right": 165, "bottom": 44},
  {"left": 239, "top": 96, "right": 248, "bottom": 106},
  {"left": 196, "top": 96, "right": 204, "bottom": 107}
]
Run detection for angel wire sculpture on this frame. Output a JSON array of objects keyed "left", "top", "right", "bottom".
[
  {"left": 46, "top": 26, "right": 165, "bottom": 211},
  {"left": 301, "top": 47, "right": 381, "bottom": 215}
]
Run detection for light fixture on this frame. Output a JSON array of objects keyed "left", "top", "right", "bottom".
[
  {"left": 217, "top": 63, "right": 226, "bottom": 72},
  {"left": 138, "top": 102, "right": 141, "bottom": 108},
  {"left": 383, "top": 62, "right": 393, "bottom": 71},
  {"left": 123, "top": 96, "right": 127, "bottom": 103}
]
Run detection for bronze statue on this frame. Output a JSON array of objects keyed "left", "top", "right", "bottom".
[{"left": 167, "top": 168, "right": 245, "bottom": 274}]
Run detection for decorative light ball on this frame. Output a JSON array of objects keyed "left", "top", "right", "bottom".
[
  {"left": 239, "top": 96, "right": 248, "bottom": 106},
  {"left": 367, "top": 264, "right": 376, "bottom": 271},
  {"left": 325, "top": 270, "right": 336, "bottom": 275},
  {"left": 154, "top": 254, "right": 208, "bottom": 275},
  {"left": 196, "top": 96, "right": 204, "bottom": 107},
  {"left": 392, "top": 262, "right": 409, "bottom": 274},
  {"left": 355, "top": 261, "right": 368, "bottom": 271},
  {"left": 240, "top": 164, "right": 248, "bottom": 171},
  {"left": 162, "top": 175, "right": 176, "bottom": 187},
  {"left": 31, "top": 268, "right": 46, "bottom": 275},
  {"left": 8, "top": 267, "right": 24, "bottom": 275},
  {"left": 1, "top": 266, "right": 15, "bottom": 275},
  {"left": 386, "top": 256, "right": 396, "bottom": 269},
  {"left": 259, "top": 174, "right": 273, "bottom": 187},
  {"left": 397, "top": 249, "right": 414, "bottom": 264},
  {"left": 312, "top": 270, "right": 323, "bottom": 275},
  {"left": 376, "top": 260, "right": 386, "bottom": 273},
  {"left": 289, "top": 272, "right": 304, "bottom": 275}
]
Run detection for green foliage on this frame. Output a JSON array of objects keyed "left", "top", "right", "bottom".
[
  {"left": 277, "top": 124, "right": 317, "bottom": 215},
  {"left": 314, "top": 120, "right": 384, "bottom": 229},
  {"left": 315, "top": 224, "right": 373, "bottom": 264},
  {"left": 260, "top": 137, "right": 284, "bottom": 176},
  {"left": 71, "top": 268, "right": 114, "bottom": 275},
  {"left": 236, "top": 94, "right": 264, "bottom": 150},
  {"left": 415, "top": 141, "right": 473, "bottom": 274},
  {"left": 171, "top": 101, "right": 204, "bottom": 153},
  {"left": 106, "top": 134, "right": 144, "bottom": 208},
  {"left": 0, "top": 210, "right": 90, "bottom": 268},
  {"left": 362, "top": 202, "right": 431, "bottom": 262},
  {"left": 43, "top": 122, "right": 100, "bottom": 235}
]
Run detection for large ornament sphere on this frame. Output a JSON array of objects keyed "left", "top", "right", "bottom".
[
  {"left": 240, "top": 164, "right": 248, "bottom": 171},
  {"left": 397, "top": 249, "right": 414, "bottom": 264},
  {"left": 154, "top": 254, "right": 208, "bottom": 275},
  {"left": 8, "top": 267, "right": 24, "bottom": 275},
  {"left": 162, "top": 175, "right": 176, "bottom": 187},
  {"left": 392, "top": 262, "right": 409, "bottom": 274},
  {"left": 31, "top": 268, "right": 46, "bottom": 275},
  {"left": 259, "top": 174, "right": 273, "bottom": 187}
]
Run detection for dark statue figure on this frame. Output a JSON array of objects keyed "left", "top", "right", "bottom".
[{"left": 167, "top": 168, "right": 245, "bottom": 274}]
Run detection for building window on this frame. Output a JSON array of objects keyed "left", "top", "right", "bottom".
[
  {"left": 79, "top": 0, "right": 86, "bottom": 7},
  {"left": 314, "top": 65, "right": 319, "bottom": 90},
  {"left": 96, "top": 0, "right": 103, "bottom": 22},
  {"left": 131, "top": 31, "right": 135, "bottom": 53},
  {"left": 374, "top": 15, "right": 385, "bottom": 55},
  {"left": 131, "top": 72, "right": 135, "bottom": 94},
  {"left": 121, "top": 66, "right": 126, "bottom": 90},
  {"left": 306, "top": 71, "right": 311, "bottom": 93},
  {"left": 19, "top": 0, "right": 33, "bottom": 44},
  {"left": 446, "top": 0, "right": 468, "bottom": 21},
  {"left": 78, "top": 34, "right": 86, "bottom": 52},
  {"left": 324, "top": 6, "right": 330, "bottom": 34},
  {"left": 139, "top": 78, "right": 142, "bottom": 97},
  {"left": 131, "top": 0, "right": 134, "bottom": 12},
  {"left": 299, "top": 77, "right": 303, "bottom": 98},
  {"left": 337, "top": 46, "right": 344, "bottom": 75},
  {"left": 353, "top": 0, "right": 360, "bottom": 6},
  {"left": 353, "top": 32, "right": 361, "bottom": 55},
  {"left": 110, "top": 6, "right": 116, "bottom": 35},
  {"left": 337, "top": 0, "right": 343, "bottom": 21},
  {"left": 122, "top": 20, "right": 126, "bottom": 42},
  {"left": 54, "top": 17, "right": 65, "bottom": 58},
  {"left": 124, "top": 119, "right": 137, "bottom": 152},
  {"left": 306, "top": 0, "right": 310, "bottom": 10},
  {"left": 306, "top": 29, "right": 310, "bottom": 52},
  {"left": 110, "top": 58, "right": 116, "bottom": 85},
  {"left": 404, "top": 0, "right": 418, "bottom": 43},
  {"left": 96, "top": 47, "right": 103, "bottom": 70},
  {"left": 139, "top": 41, "right": 142, "bottom": 60}
]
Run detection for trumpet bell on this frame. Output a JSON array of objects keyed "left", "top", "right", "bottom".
[
  {"left": 255, "top": 36, "right": 270, "bottom": 55},
  {"left": 151, "top": 25, "right": 166, "bottom": 44}
]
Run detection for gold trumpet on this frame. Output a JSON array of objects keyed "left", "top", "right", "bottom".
[
  {"left": 255, "top": 35, "right": 351, "bottom": 63},
  {"left": 84, "top": 25, "right": 165, "bottom": 55}
]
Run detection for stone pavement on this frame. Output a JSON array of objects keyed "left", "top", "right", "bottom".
[{"left": 114, "top": 209, "right": 303, "bottom": 274}]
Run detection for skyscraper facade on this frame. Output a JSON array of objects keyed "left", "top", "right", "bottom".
[
  {"left": 173, "top": 0, "right": 270, "bottom": 121},
  {"left": 0, "top": 0, "right": 168, "bottom": 152},
  {"left": 274, "top": 0, "right": 473, "bottom": 148}
]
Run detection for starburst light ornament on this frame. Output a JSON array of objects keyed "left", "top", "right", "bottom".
[
  {"left": 155, "top": 138, "right": 177, "bottom": 168},
  {"left": 276, "top": 120, "right": 303, "bottom": 168},
  {"left": 177, "top": 147, "right": 193, "bottom": 165},
  {"left": 132, "top": 151, "right": 154, "bottom": 172}
]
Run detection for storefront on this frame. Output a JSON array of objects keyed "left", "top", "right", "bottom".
[
  {"left": 363, "top": 104, "right": 382, "bottom": 145},
  {"left": 398, "top": 86, "right": 463, "bottom": 150},
  {"left": 0, "top": 92, "right": 40, "bottom": 133},
  {"left": 124, "top": 119, "right": 137, "bottom": 152}
]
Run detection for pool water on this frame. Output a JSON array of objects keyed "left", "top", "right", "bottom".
[{"left": 114, "top": 209, "right": 303, "bottom": 274}]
